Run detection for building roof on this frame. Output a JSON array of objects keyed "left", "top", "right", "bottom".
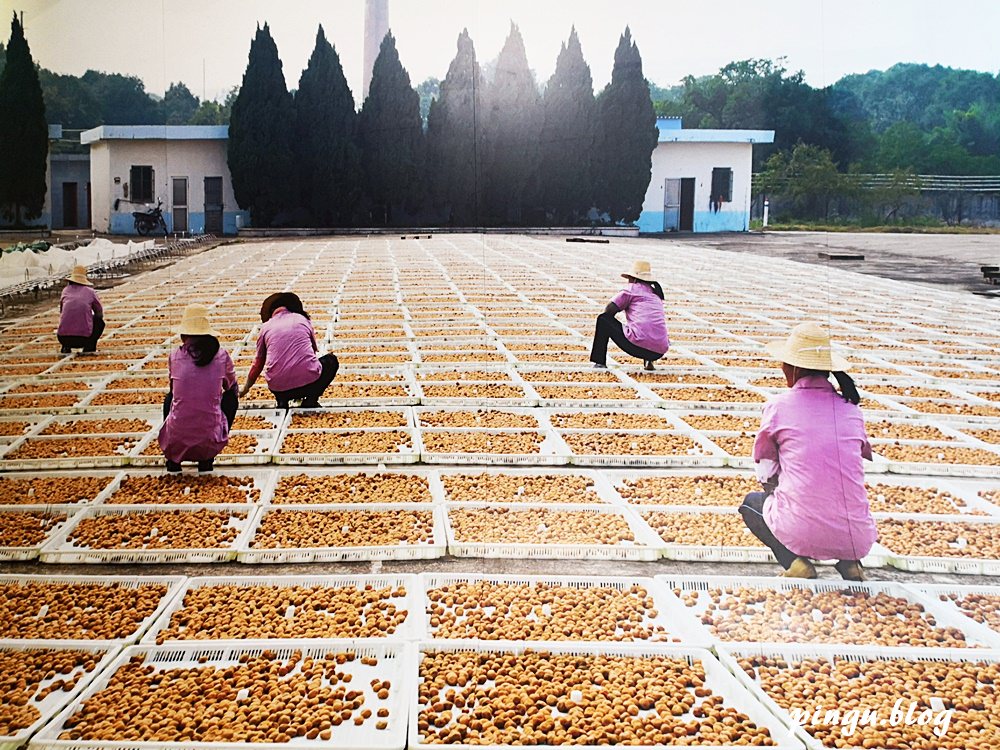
[
  {"left": 81, "top": 125, "right": 229, "bottom": 145},
  {"left": 656, "top": 119, "right": 774, "bottom": 144}
]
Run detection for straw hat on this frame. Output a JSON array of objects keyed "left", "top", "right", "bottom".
[
  {"left": 622, "top": 260, "right": 655, "bottom": 282},
  {"left": 68, "top": 265, "right": 92, "bottom": 286},
  {"left": 765, "top": 322, "right": 850, "bottom": 372},
  {"left": 175, "top": 304, "right": 219, "bottom": 337}
]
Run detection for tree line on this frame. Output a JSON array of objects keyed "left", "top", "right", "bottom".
[{"left": 228, "top": 23, "right": 657, "bottom": 228}]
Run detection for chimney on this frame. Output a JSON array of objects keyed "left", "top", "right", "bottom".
[{"left": 363, "top": 0, "right": 389, "bottom": 100}]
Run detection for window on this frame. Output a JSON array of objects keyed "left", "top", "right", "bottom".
[
  {"left": 711, "top": 167, "right": 733, "bottom": 203},
  {"left": 129, "top": 166, "right": 154, "bottom": 203}
]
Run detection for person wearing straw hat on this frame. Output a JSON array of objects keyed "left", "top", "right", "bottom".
[
  {"left": 740, "top": 322, "right": 877, "bottom": 581},
  {"left": 57, "top": 265, "right": 104, "bottom": 354},
  {"left": 158, "top": 304, "right": 239, "bottom": 473},
  {"left": 239, "top": 292, "right": 338, "bottom": 410},
  {"left": 590, "top": 260, "right": 670, "bottom": 371}
]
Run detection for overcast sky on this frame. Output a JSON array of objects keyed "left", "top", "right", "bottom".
[{"left": 5, "top": 0, "right": 1000, "bottom": 104}]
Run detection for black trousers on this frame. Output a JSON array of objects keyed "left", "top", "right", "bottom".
[
  {"left": 589, "top": 312, "right": 664, "bottom": 366},
  {"left": 163, "top": 385, "right": 239, "bottom": 428},
  {"left": 738, "top": 491, "right": 799, "bottom": 569},
  {"left": 269, "top": 353, "right": 339, "bottom": 406},
  {"left": 58, "top": 316, "right": 105, "bottom": 352}
]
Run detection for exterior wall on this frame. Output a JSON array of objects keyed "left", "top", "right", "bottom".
[
  {"left": 91, "top": 139, "right": 247, "bottom": 235},
  {"left": 48, "top": 155, "right": 91, "bottom": 230},
  {"left": 638, "top": 141, "right": 754, "bottom": 233}
]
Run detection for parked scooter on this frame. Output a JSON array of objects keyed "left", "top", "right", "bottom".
[{"left": 133, "top": 200, "right": 168, "bottom": 236}]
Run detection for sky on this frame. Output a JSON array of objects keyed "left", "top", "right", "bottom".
[{"left": 4, "top": 0, "right": 1000, "bottom": 104}]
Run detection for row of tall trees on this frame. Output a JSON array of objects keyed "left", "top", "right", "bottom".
[{"left": 228, "top": 23, "right": 657, "bottom": 228}]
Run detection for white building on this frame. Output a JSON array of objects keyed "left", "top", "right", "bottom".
[
  {"left": 638, "top": 118, "right": 774, "bottom": 233},
  {"left": 81, "top": 125, "right": 248, "bottom": 235}
]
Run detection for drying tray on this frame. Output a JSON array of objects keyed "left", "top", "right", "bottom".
[
  {"left": 418, "top": 427, "right": 570, "bottom": 466},
  {"left": 0, "top": 433, "right": 145, "bottom": 470},
  {"left": 558, "top": 427, "right": 728, "bottom": 468},
  {"left": 435, "top": 466, "right": 616, "bottom": 505},
  {"left": 644, "top": 382, "right": 770, "bottom": 410},
  {"left": 273, "top": 427, "right": 421, "bottom": 466},
  {"left": 715, "top": 642, "right": 1000, "bottom": 750},
  {"left": 0, "top": 574, "right": 186, "bottom": 646},
  {"left": 416, "top": 573, "right": 711, "bottom": 647},
  {"left": 268, "top": 467, "right": 442, "bottom": 506},
  {"left": 603, "top": 467, "right": 762, "bottom": 510},
  {"left": 238, "top": 503, "right": 447, "bottom": 563},
  {"left": 0, "top": 641, "right": 120, "bottom": 750},
  {"left": 412, "top": 405, "right": 546, "bottom": 430},
  {"left": 0, "top": 390, "right": 93, "bottom": 416},
  {"left": 0, "top": 470, "right": 119, "bottom": 508},
  {"left": 639, "top": 506, "right": 891, "bottom": 567},
  {"left": 284, "top": 406, "right": 413, "bottom": 430},
  {"left": 443, "top": 502, "right": 663, "bottom": 560},
  {"left": 95, "top": 468, "right": 277, "bottom": 507},
  {"left": 873, "top": 512, "right": 1000, "bottom": 575},
  {"left": 408, "top": 640, "right": 803, "bottom": 750},
  {"left": 909, "top": 582, "right": 1000, "bottom": 645},
  {"left": 132, "top": 429, "right": 279, "bottom": 468},
  {"left": 864, "top": 474, "right": 1000, "bottom": 517},
  {"left": 33, "top": 411, "right": 160, "bottom": 438},
  {"left": 414, "top": 380, "right": 539, "bottom": 407},
  {"left": 39, "top": 504, "right": 256, "bottom": 564},
  {"left": 30, "top": 640, "right": 414, "bottom": 750},
  {"left": 0, "top": 505, "right": 81, "bottom": 561},
  {"left": 655, "top": 574, "right": 1000, "bottom": 650},
  {"left": 140, "top": 573, "right": 421, "bottom": 643},
  {"left": 870, "top": 437, "right": 1000, "bottom": 478}
]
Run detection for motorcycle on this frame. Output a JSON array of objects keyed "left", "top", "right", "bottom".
[{"left": 133, "top": 200, "right": 168, "bottom": 236}]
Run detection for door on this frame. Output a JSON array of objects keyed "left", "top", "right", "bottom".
[
  {"left": 679, "top": 178, "right": 695, "bottom": 231},
  {"left": 204, "top": 176, "right": 223, "bottom": 234},
  {"left": 663, "top": 179, "right": 681, "bottom": 232},
  {"left": 172, "top": 177, "right": 188, "bottom": 233},
  {"left": 62, "top": 182, "right": 78, "bottom": 228}
]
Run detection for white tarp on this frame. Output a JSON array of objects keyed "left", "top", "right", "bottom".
[{"left": 0, "top": 238, "right": 155, "bottom": 290}]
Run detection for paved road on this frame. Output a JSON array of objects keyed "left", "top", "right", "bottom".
[{"left": 659, "top": 231, "right": 1000, "bottom": 295}]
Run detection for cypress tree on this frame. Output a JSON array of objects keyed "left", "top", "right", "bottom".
[
  {"left": 227, "top": 23, "right": 296, "bottom": 227},
  {"left": 294, "top": 25, "right": 361, "bottom": 227},
  {"left": 594, "top": 28, "right": 658, "bottom": 224},
  {"left": 541, "top": 27, "right": 595, "bottom": 225},
  {"left": 481, "top": 24, "right": 541, "bottom": 226},
  {"left": 0, "top": 13, "right": 48, "bottom": 225},
  {"left": 425, "top": 29, "right": 483, "bottom": 226},
  {"left": 358, "top": 32, "right": 423, "bottom": 226}
]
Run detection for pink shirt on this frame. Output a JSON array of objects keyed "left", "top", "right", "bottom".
[
  {"left": 753, "top": 375, "right": 877, "bottom": 561},
  {"left": 611, "top": 283, "right": 670, "bottom": 355},
  {"left": 158, "top": 345, "right": 237, "bottom": 463},
  {"left": 57, "top": 283, "right": 103, "bottom": 337},
  {"left": 254, "top": 309, "right": 322, "bottom": 392}
]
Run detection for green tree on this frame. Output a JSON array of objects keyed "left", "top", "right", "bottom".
[
  {"left": 481, "top": 23, "right": 541, "bottom": 225},
  {"left": 188, "top": 100, "right": 224, "bottom": 125},
  {"left": 38, "top": 69, "right": 100, "bottom": 129},
  {"left": 81, "top": 70, "right": 161, "bottom": 124},
  {"left": 228, "top": 23, "right": 296, "bottom": 227},
  {"left": 425, "top": 29, "right": 483, "bottom": 226},
  {"left": 758, "top": 143, "right": 852, "bottom": 220},
  {"left": 540, "top": 27, "right": 595, "bottom": 224},
  {"left": 293, "top": 25, "right": 361, "bottom": 227},
  {"left": 358, "top": 32, "right": 423, "bottom": 225},
  {"left": 592, "top": 27, "right": 657, "bottom": 224},
  {"left": 163, "top": 82, "right": 199, "bottom": 124},
  {"left": 0, "top": 13, "right": 48, "bottom": 225},
  {"left": 416, "top": 76, "right": 440, "bottom": 126}
]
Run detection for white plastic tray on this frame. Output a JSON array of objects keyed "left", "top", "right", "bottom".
[
  {"left": 39, "top": 504, "right": 256, "bottom": 564},
  {"left": 239, "top": 503, "right": 447, "bottom": 563},
  {"left": 436, "top": 466, "right": 616, "bottom": 505},
  {"left": 558, "top": 428, "right": 728, "bottom": 468},
  {"left": 416, "top": 573, "right": 711, "bottom": 646},
  {"left": 285, "top": 406, "right": 414, "bottom": 430},
  {"left": 656, "top": 574, "right": 1000, "bottom": 649},
  {"left": 418, "top": 427, "right": 570, "bottom": 466},
  {"left": 131, "top": 429, "right": 279, "bottom": 468},
  {"left": 96, "top": 468, "right": 276, "bottom": 506},
  {"left": 409, "top": 641, "right": 802, "bottom": 750},
  {"left": 443, "top": 502, "right": 663, "bottom": 560},
  {"left": 715, "top": 643, "right": 1000, "bottom": 750},
  {"left": 0, "top": 574, "right": 185, "bottom": 645},
  {"left": 0, "top": 642, "right": 120, "bottom": 750},
  {"left": 873, "top": 512, "right": 1000, "bottom": 574},
  {"left": 274, "top": 427, "right": 421, "bottom": 465},
  {"left": 31, "top": 640, "right": 414, "bottom": 750},
  {"left": 141, "top": 574, "right": 420, "bottom": 643},
  {"left": 269, "top": 467, "right": 443, "bottom": 506},
  {"left": 870, "top": 438, "right": 1000, "bottom": 478},
  {"left": 0, "top": 470, "right": 118, "bottom": 507},
  {"left": 0, "top": 505, "right": 80, "bottom": 561},
  {"left": 0, "top": 433, "right": 144, "bottom": 470},
  {"left": 909, "top": 582, "right": 1000, "bottom": 645},
  {"left": 415, "top": 380, "right": 538, "bottom": 407}
]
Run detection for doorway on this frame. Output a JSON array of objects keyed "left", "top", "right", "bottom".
[
  {"left": 204, "top": 176, "right": 223, "bottom": 234},
  {"left": 679, "top": 178, "right": 695, "bottom": 231},
  {"left": 62, "top": 182, "right": 78, "bottom": 228},
  {"left": 172, "top": 177, "right": 188, "bottom": 233}
]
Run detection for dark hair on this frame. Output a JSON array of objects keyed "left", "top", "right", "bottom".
[
  {"left": 262, "top": 292, "right": 310, "bottom": 322},
  {"left": 634, "top": 278, "right": 665, "bottom": 300},
  {"left": 185, "top": 335, "right": 220, "bottom": 367},
  {"left": 790, "top": 367, "right": 861, "bottom": 405}
]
